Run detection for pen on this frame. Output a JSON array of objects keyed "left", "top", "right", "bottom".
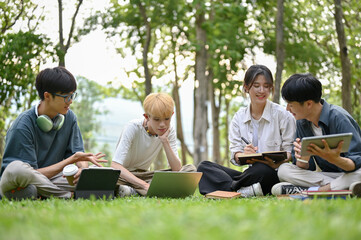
[{"left": 241, "top": 137, "right": 250, "bottom": 145}]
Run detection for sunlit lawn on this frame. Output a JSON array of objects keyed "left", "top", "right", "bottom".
[{"left": 0, "top": 194, "right": 360, "bottom": 240}]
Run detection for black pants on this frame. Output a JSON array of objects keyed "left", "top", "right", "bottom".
[{"left": 197, "top": 161, "right": 279, "bottom": 195}]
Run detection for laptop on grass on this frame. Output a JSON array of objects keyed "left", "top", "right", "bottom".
[
  {"left": 147, "top": 171, "right": 202, "bottom": 198},
  {"left": 74, "top": 168, "right": 121, "bottom": 199}
]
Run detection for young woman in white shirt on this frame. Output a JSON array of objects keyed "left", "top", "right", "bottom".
[{"left": 197, "top": 64, "right": 296, "bottom": 197}]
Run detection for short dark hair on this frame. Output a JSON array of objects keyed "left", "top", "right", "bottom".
[
  {"left": 243, "top": 64, "right": 274, "bottom": 92},
  {"left": 281, "top": 73, "right": 322, "bottom": 103},
  {"left": 35, "top": 67, "right": 77, "bottom": 100}
]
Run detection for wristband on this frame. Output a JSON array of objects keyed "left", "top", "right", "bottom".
[{"left": 296, "top": 158, "right": 309, "bottom": 164}]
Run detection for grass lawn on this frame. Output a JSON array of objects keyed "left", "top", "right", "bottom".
[{"left": 1, "top": 195, "right": 361, "bottom": 240}]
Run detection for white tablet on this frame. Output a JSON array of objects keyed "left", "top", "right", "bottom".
[{"left": 300, "top": 133, "right": 353, "bottom": 157}]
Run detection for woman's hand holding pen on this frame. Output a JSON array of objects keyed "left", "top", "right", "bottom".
[
  {"left": 241, "top": 137, "right": 258, "bottom": 154},
  {"left": 244, "top": 144, "right": 258, "bottom": 154}
]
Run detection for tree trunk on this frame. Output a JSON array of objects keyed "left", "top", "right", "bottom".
[
  {"left": 57, "top": 0, "right": 83, "bottom": 67},
  {"left": 172, "top": 65, "right": 189, "bottom": 165},
  {"left": 224, "top": 98, "right": 230, "bottom": 167},
  {"left": 353, "top": 80, "right": 361, "bottom": 123},
  {"left": 138, "top": 2, "right": 152, "bottom": 96},
  {"left": 171, "top": 33, "right": 193, "bottom": 164},
  {"left": 58, "top": 0, "right": 65, "bottom": 67},
  {"left": 208, "top": 0, "right": 220, "bottom": 164},
  {"left": 209, "top": 70, "right": 221, "bottom": 164},
  {"left": 334, "top": 0, "right": 352, "bottom": 113},
  {"left": 273, "top": 0, "right": 285, "bottom": 104},
  {"left": 193, "top": 2, "right": 208, "bottom": 166}
]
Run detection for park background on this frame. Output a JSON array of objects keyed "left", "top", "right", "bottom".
[
  {"left": 2, "top": 0, "right": 361, "bottom": 168},
  {"left": 1, "top": 1, "right": 361, "bottom": 240},
  {"left": 0, "top": 0, "right": 361, "bottom": 168}
]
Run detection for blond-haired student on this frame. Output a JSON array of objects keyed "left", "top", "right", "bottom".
[{"left": 111, "top": 92, "right": 195, "bottom": 196}]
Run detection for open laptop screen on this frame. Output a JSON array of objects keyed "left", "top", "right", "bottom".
[{"left": 147, "top": 171, "right": 202, "bottom": 198}]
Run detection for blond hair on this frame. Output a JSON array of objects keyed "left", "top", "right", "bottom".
[{"left": 143, "top": 92, "right": 174, "bottom": 118}]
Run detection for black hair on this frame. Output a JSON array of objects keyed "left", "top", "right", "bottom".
[
  {"left": 243, "top": 64, "right": 274, "bottom": 92},
  {"left": 281, "top": 73, "right": 322, "bottom": 103},
  {"left": 35, "top": 67, "right": 77, "bottom": 100}
]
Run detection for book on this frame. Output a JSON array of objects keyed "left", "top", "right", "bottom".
[
  {"left": 276, "top": 190, "right": 352, "bottom": 201},
  {"left": 205, "top": 191, "right": 242, "bottom": 199},
  {"left": 235, "top": 151, "right": 287, "bottom": 165},
  {"left": 301, "top": 190, "right": 352, "bottom": 198}
]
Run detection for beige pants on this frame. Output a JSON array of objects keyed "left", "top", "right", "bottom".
[
  {"left": 117, "top": 164, "right": 197, "bottom": 196},
  {"left": 0, "top": 160, "right": 74, "bottom": 198},
  {"left": 278, "top": 163, "right": 361, "bottom": 190}
]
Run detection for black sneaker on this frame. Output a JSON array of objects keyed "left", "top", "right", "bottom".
[
  {"left": 3, "top": 184, "right": 37, "bottom": 200},
  {"left": 271, "top": 182, "right": 307, "bottom": 195}
]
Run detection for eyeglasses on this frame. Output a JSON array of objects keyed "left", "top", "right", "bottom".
[{"left": 53, "top": 92, "right": 77, "bottom": 103}]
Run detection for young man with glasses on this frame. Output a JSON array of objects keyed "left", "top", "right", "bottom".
[{"left": 0, "top": 67, "right": 106, "bottom": 200}]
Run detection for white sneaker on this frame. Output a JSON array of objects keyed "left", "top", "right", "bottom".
[
  {"left": 349, "top": 181, "right": 361, "bottom": 198},
  {"left": 237, "top": 182, "right": 263, "bottom": 197},
  {"left": 118, "top": 185, "right": 138, "bottom": 198}
]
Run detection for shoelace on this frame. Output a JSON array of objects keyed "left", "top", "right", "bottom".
[{"left": 284, "top": 186, "right": 302, "bottom": 194}]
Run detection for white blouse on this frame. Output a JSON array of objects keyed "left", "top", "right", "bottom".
[{"left": 229, "top": 100, "right": 296, "bottom": 165}]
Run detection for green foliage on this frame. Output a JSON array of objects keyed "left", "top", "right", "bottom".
[
  {"left": 201, "top": 1, "right": 255, "bottom": 162},
  {"left": 256, "top": 0, "right": 330, "bottom": 75},
  {"left": 1, "top": 197, "right": 361, "bottom": 240},
  {"left": 0, "top": 0, "right": 36, "bottom": 33},
  {"left": 0, "top": 31, "right": 52, "bottom": 159},
  {"left": 0, "top": 31, "right": 52, "bottom": 107},
  {"left": 252, "top": 0, "right": 361, "bottom": 123},
  {"left": 341, "top": 0, "right": 361, "bottom": 123},
  {"left": 81, "top": 0, "right": 193, "bottom": 103},
  {"left": 206, "top": 0, "right": 251, "bottom": 85},
  {"left": 0, "top": 0, "right": 52, "bottom": 159}
]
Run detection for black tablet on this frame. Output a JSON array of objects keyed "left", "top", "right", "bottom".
[
  {"left": 300, "top": 133, "right": 352, "bottom": 157},
  {"left": 74, "top": 168, "right": 120, "bottom": 199}
]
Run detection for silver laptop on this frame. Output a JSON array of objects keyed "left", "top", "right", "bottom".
[{"left": 147, "top": 171, "right": 202, "bottom": 198}]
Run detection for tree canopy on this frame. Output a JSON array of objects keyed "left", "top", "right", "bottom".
[{"left": 2, "top": 0, "right": 361, "bottom": 163}]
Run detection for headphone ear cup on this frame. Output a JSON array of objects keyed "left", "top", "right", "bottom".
[
  {"left": 36, "top": 115, "right": 53, "bottom": 132},
  {"left": 52, "top": 114, "right": 65, "bottom": 131}
]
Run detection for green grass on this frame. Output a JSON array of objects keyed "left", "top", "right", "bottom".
[{"left": 1, "top": 195, "right": 361, "bottom": 240}]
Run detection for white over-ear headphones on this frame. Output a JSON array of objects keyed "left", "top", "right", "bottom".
[{"left": 35, "top": 102, "right": 64, "bottom": 132}]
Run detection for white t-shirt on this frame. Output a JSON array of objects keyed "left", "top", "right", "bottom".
[
  {"left": 112, "top": 118, "right": 179, "bottom": 171},
  {"left": 251, "top": 117, "right": 260, "bottom": 149},
  {"left": 312, "top": 123, "right": 323, "bottom": 136},
  {"left": 229, "top": 100, "right": 296, "bottom": 164}
]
